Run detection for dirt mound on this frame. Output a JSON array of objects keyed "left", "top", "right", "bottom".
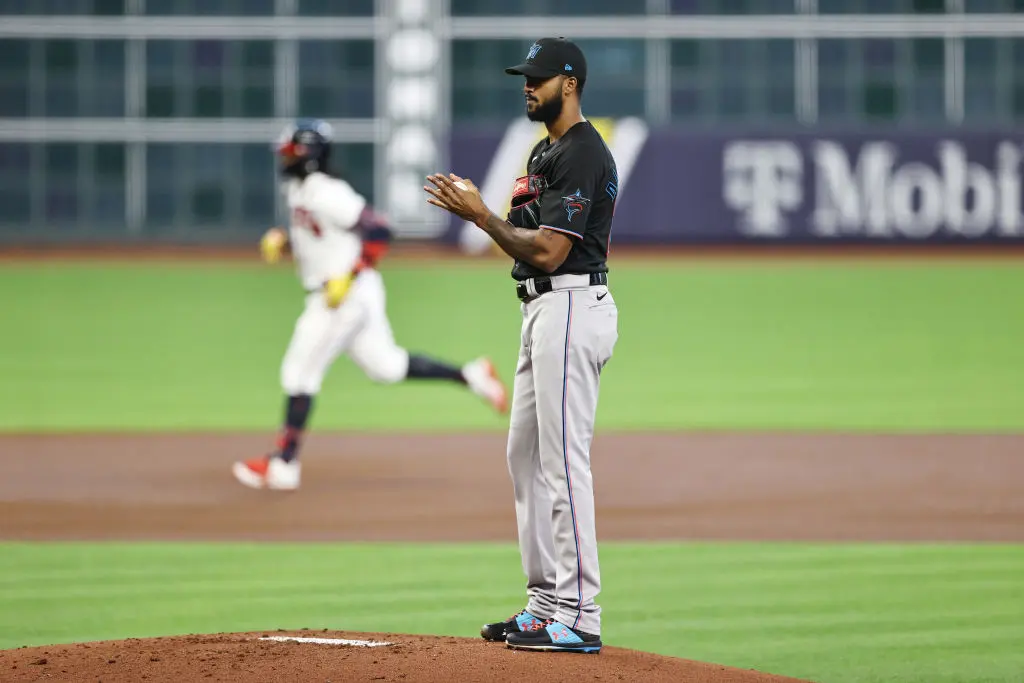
[{"left": 1, "top": 630, "right": 814, "bottom": 682}]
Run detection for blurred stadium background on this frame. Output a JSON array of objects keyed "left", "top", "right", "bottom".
[
  {"left": 4, "top": 0, "right": 1024, "bottom": 248},
  {"left": 2, "top": 3, "right": 1024, "bottom": 683}
]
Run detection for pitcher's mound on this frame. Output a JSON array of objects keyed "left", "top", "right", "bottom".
[{"left": 1, "top": 630, "right": 815, "bottom": 683}]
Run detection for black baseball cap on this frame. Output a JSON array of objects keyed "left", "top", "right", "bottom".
[{"left": 505, "top": 37, "right": 587, "bottom": 86}]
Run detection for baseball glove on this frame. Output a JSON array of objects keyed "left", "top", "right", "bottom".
[{"left": 507, "top": 174, "right": 547, "bottom": 230}]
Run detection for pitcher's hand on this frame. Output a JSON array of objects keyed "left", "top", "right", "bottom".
[{"left": 425, "top": 174, "right": 489, "bottom": 225}]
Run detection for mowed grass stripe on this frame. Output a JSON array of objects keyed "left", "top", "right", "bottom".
[
  {"left": 5, "top": 542, "right": 1018, "bottom": 581},
  {"left": 4, "top": 261, "right": 1024, "bottom": 431}
]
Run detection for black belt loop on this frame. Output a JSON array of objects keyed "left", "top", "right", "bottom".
[
  {"left": 515, "top": 282, "right": 527, "bottom": 301},
  {"left": 516, "top": 272, "right": 607, "bottom": 302}
]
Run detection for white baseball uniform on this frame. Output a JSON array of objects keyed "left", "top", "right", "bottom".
[
  {"left": 279, "top": 171, "right": 411, "bottom": 395},
  {"left": 230, "top": 116, "right": 509, "bottom": 493}
]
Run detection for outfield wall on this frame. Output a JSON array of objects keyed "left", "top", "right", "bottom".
[
  {"left": 447, "top": 121, "right": 1024, "bottom": 253},
  {"left": 6, "top": 122, "right": 1024, "bottom": 251}
]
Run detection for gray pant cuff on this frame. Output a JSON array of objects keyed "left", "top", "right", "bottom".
[
  {"left": 525, "top": 599, "right": 556, "bottom": 620},
  {"left": 554, "top": 611, "right": 600, "bottom": 636}
]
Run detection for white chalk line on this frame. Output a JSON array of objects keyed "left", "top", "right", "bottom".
[{"left": 258, "top": 636, "right": 393, "bottom": 647}]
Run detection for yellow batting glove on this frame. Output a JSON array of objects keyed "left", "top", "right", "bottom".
[
  {"left": 324, "top": 272, "right": 355, "bottom": 309},
  {"left": 260, "top": 227, "right": 288, "bottom": 264}
]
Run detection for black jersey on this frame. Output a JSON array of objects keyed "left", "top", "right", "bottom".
[{"left": 509, "top": 120, "right": 617, "bottom": 281}]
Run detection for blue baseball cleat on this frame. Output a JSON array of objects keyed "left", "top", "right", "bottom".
[
  {"left": 505, "top": 618, "right": 602, "bottom": 653},
  {"left": 480, "top": 609, "right": 546, "bottom": 642}
]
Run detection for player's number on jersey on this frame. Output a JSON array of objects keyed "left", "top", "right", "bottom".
[{"left": 292, "top": 207, "right": 322, "bottom": 237}]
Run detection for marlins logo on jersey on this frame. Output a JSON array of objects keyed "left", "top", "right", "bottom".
[{"left": 561, "top": 189, "right": 591, "bottom": 222}]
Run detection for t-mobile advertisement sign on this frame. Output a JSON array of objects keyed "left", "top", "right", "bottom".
[{"left": 446, "top": 124, "right": 1024, "bottom": 246}]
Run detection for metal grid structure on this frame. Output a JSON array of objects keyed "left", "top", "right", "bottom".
[{"left": 1, "top": 0, "right": 1023, "bottom": 241}]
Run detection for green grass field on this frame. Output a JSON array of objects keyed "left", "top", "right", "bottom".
[
  {"left": 3, "top": 259, "right": 1023, "bottom": 432},
  {"left": 2, "top": 258, "right": 1023, "bottom": 683}
]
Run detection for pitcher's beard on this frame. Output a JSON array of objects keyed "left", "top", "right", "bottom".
[{"left": 527, "top": 94, "right": 564, "bottom": 123}]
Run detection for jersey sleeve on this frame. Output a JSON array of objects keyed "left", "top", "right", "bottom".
[
  {"left": 353, "top": 205, "right": 392, "bottom": 269},
  {"left": 537, "top": 146, "right": 600, "bottom": 240},
  {"left": 313, "top": 176, "right": 367, "bottom": 232}
]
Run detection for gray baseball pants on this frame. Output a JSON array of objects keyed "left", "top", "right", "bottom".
[{"left": 505, "top": 275, "right": 619, "bottom": 636}]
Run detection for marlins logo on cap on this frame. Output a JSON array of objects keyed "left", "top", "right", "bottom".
[{"left": 505, "top": 37, "right": 587, "bottom": 86}]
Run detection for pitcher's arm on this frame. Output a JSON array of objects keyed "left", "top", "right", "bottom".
[{"left": 474, "top": 212, "right": 572, "bottom": 274}]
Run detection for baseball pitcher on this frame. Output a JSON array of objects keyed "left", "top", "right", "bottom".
[
  {"left": 232, "top": 119, "right": 508, "bottom": 491},
  {"left": 425, "top": 38, "right": 618, "bottom": 654}
]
